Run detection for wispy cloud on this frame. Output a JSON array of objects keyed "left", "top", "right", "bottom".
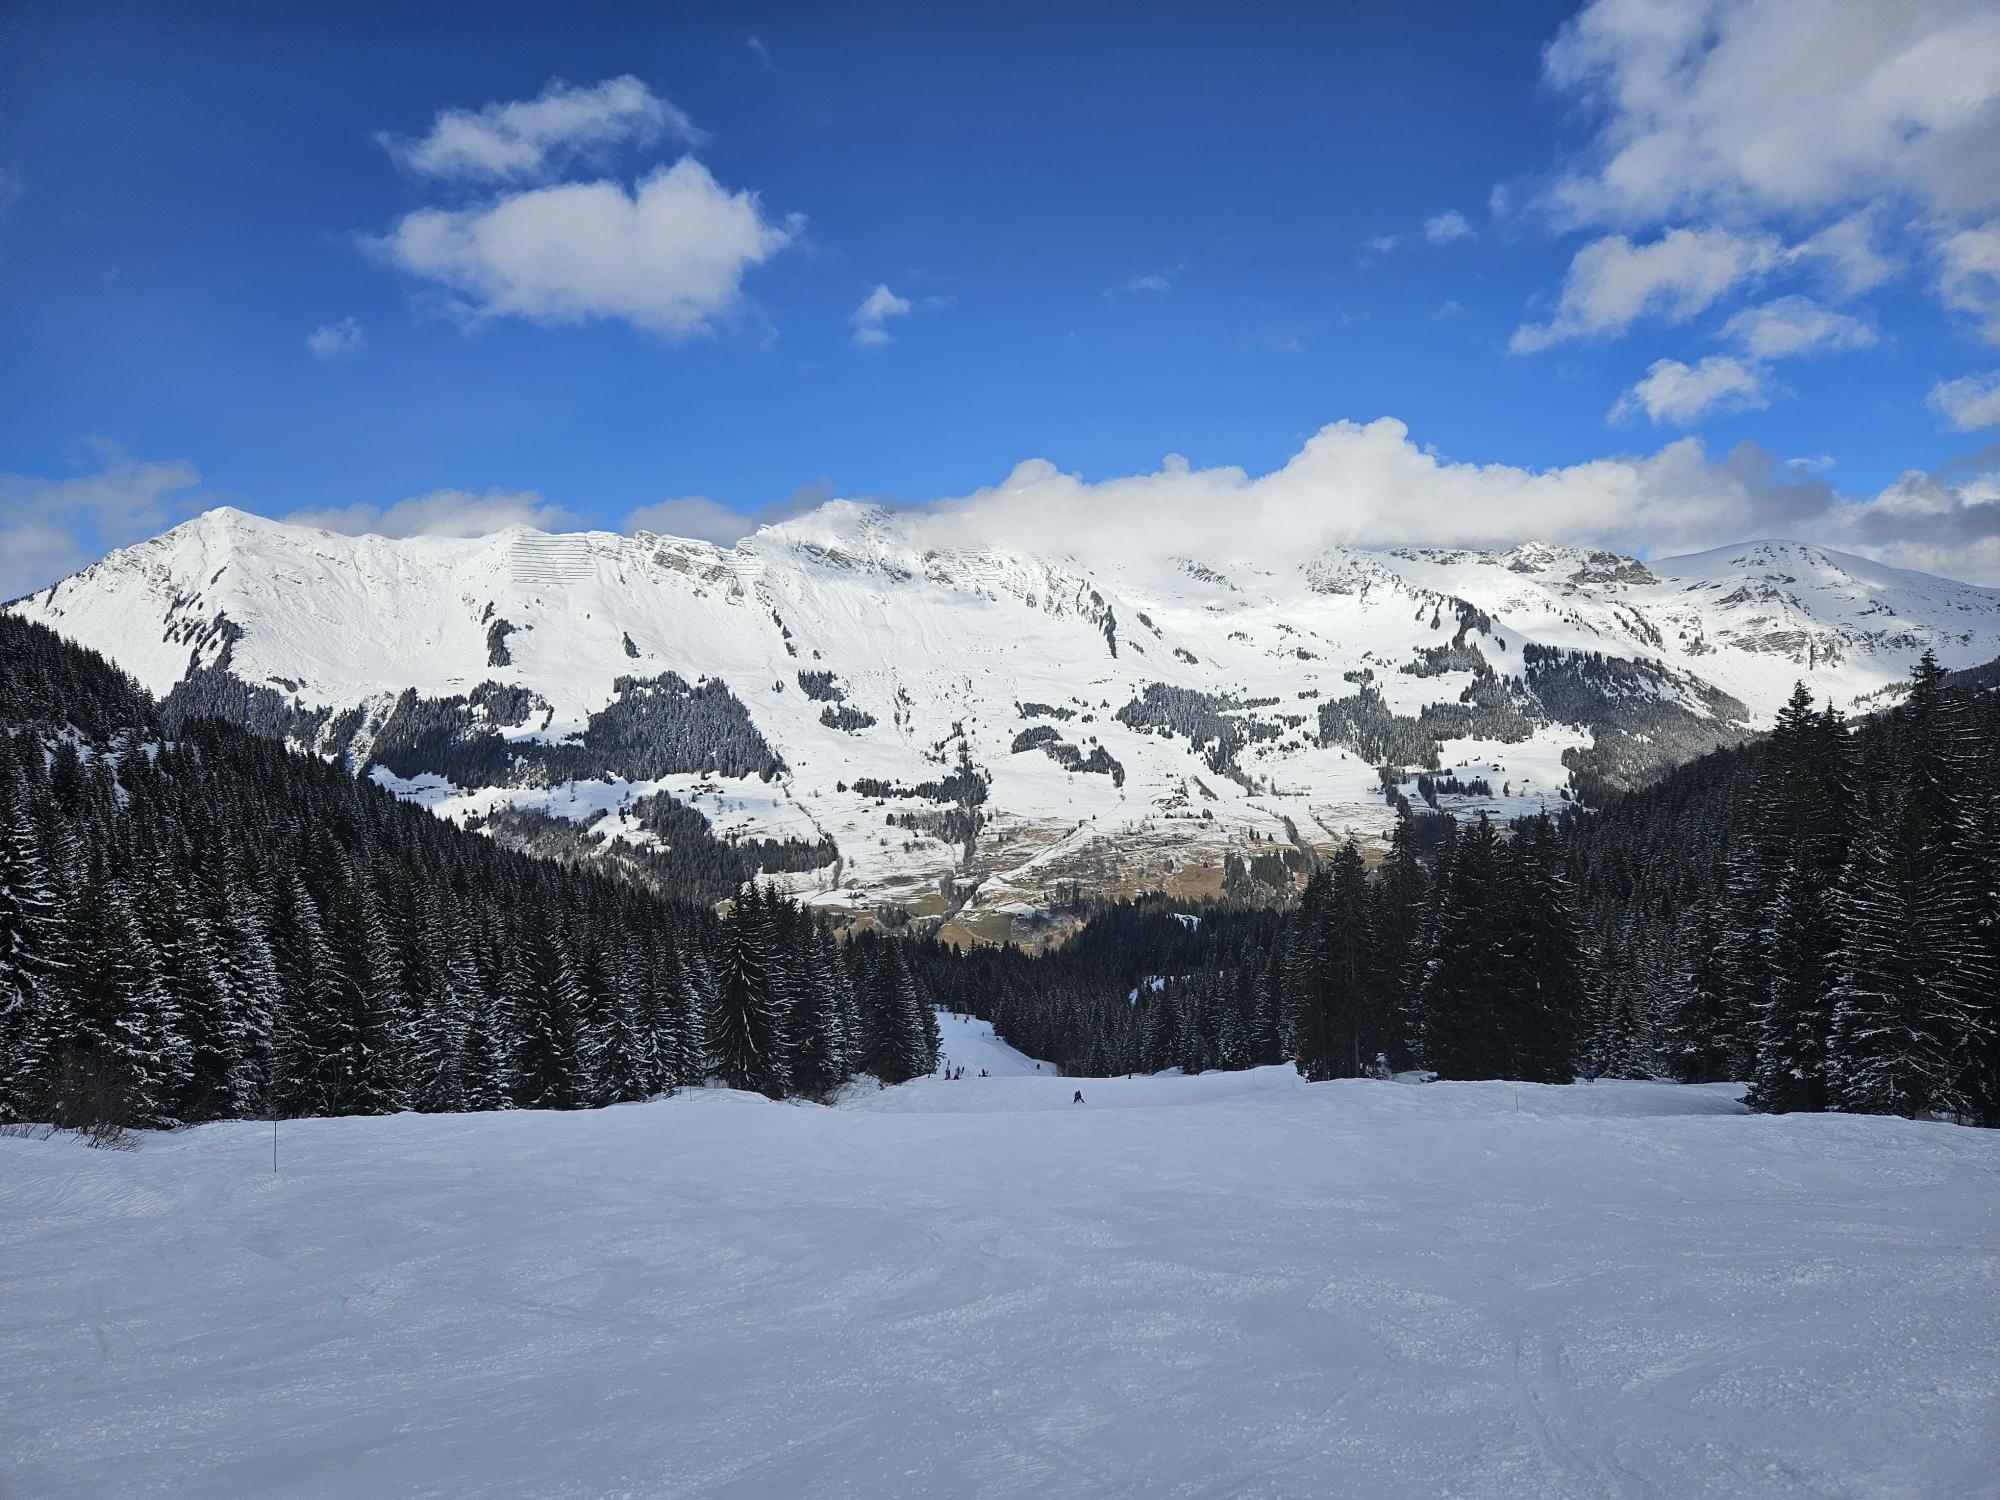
[
  {"left": 1609, "top": 356, "right": 1772, "bottom": 427},
  {"left": 287, "top": 488, "right": 577, "bottom": 538},
  {"left": 1718, "top": 296, "right": 1875, "bottom": 359},
  {"left": 1424, "top": 210, "right": 1473, "bottom": 245},
  {"left": 305, "top": 317, "right": 367, "bottom": 360},
  {"left": 625, "top": 480, "right": 832, "bottom": 546},
  {"left": 1106, "top": 263, "right": 1185, "bottom": 298},
  {"left": 1929, "top": 371, "right": 2000, "bottom": 431},
  {"left": 1512, "top": 228, "right": 1784, "bottom": 353},
  {"left": 0, "top": 447, "right": 207, "bottom": 600},
  {"left": 378, "top": 75, "right": 700, "bottom": 183},
  {"left": 851, "top": 284, "right": 913, "bottom": 346}
]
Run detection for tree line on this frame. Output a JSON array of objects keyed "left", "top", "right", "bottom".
[
  {"left": 1562, "top": 653, "right": 1997, "bottom": 1125},
  {"left": 0, "top": 617, "right": 937, "bottom": 1131},
  {"left": 916, "top": 654, "right": 1996, "bottom": 1125},
  {"left": 4, "top": 609, "right": 1993, "bottom": 1131}
]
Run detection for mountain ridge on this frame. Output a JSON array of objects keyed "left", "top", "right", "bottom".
[{"left": 15, "top": 503, "right": 2000, "bottom": 943}]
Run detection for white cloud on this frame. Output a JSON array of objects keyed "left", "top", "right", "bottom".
[
  {"left": 1368, "top": 216, "right": 1473, "bottom": 255},
  {"left": 1511, "top": 226, "right": 1782, "bottom": 351},
  {"left": 0, "top": 450, "right": 205, "bottom": 599},
  {"left": 1609, "top": 356, "right": 1771, "bottom": 426},
  {"left": 1928, "top": 371, "right": 2000, "bottom": 431},
  {"left": 1521, "top": 0, "right": 2000, "bottom": 412},
  {"left": 305, "top": 317, "right": 367, "bottom": 360},
  {"left": 851, "top": 283, "right": 912, "bottom": 347},
  {"left": 1792, "top": 211, "right": 1898, "bottom": 297},
  {"left": 1542, "top": 0, "right": 2000, "bottom": 228},
  {"left": 1935, "top": 222, "right": 2000, "bottom": 344},
  {"left": 1432, "top": 300, "right": 1467, "bottom": 321},
  {"left": 602, "top": 423, "right": 2000, "bottom": 585},
  {"left": 379, "top": 75, "right": 699, "bottom": 183},
  {"left": 623, "top": 496, "right": 750, "bottom": 544},
  {"left": 286, "top": 488, "right": 577, "bottom": 538},
  {"left": 625, "top": 481, "right": 830, "bottom": 546},
  {"left": 1718, "top": 295, "right": 1875, "bottom": 359},
  {"left": 857, "top": 416, "right": 2000, "bottom": 582},
  {"left": 1107, "top": 266, "right": 1182, "bottom": 298},
  {"left": 1424, "top": 210, "right": 1473, "bottom": 245},
  {"left": 372, "top": 159, "right": 797, "bottom": 339}
]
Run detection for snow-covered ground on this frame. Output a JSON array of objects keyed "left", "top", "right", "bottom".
[
  {"left": 4, "top": 1052, "right": 1996, "bottom": 1498},
  {"left": 932, "top": 1009, "right": 1053, "bottom": 1079}
]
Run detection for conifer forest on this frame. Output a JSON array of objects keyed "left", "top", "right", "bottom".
[{"left": 5, "top": 613, "right": 1993, "bottom": 1131}]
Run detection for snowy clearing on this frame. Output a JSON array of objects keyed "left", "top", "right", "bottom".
[{"left": 3, "top": 1058, "right": 1996, "bottom": 1499}]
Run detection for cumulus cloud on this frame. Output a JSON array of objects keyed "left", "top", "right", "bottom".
[
  {"left": 372, "top": 159, "right": 797, "bottom": 339},
  {"left": 1516, "top": 0, "right": 2000, "bottom": 416},
  {"left": 305, "top": 317, "right": 367, "bottom": 360},
  {"left": 850, "top": 284, "right": 912, "bottom": 346},
  {"left": 625, "top": 481, "right": 831, "bottom": 546},
  {"left": 0, "top": 449, "right": 206, "bottom": 600},
  {"left": 379, "top": 75, "right": 700, "bottom": 183},
  {"left": 1845, "top": 460, "right": 2000, "bottom": 580},
  {"left": 1935, "top": 222, "right": 2000, "bottom": 344},
  {"left": 1929, "top": 371, "right": 2000, "bottom": 431},
  {"left": 1542, "top": 0, "right": 2000, "bottom": 228},
  {"left": 1511, "top": 227, "right": 1783, "bottom": 351},
  {"left": 1424, "top": 211, "right": 1473, "bottom": 245},
  {"left": 812, "top": 417, "right": 2000, "bottom": 584},
  {"left": 1609, "top": 356, "right": 1771, "bottom": 426},
  {"left": 286, "top": 488, "right": 577, "bottom": 538},
  {"left": 1719, "top": 295, "right": 1875, "bottom": 359}
]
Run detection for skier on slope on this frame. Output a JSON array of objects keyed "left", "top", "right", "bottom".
[{"left": 1073, "top": 1090, "right": 1085, "bottom": 1104}]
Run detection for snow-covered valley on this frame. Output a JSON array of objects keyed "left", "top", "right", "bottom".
[
  {"left": 15, "top": 504, "right": 2000, "bottom": 940},
  {"left": 4, "top": 1035, "right": 1994, "bottom": 1499}
]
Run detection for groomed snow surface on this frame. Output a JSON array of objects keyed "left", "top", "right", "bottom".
[{"left": 5, "top": 1023, "right": 1996, "bottom": 1499}]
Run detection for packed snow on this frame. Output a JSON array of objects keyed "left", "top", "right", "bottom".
[
  {"left": 931, "top": 1009, "right": 1051, "bottom": 1079},
  {"left": 5, "top": 1036, "right": 1995, "bottom": 1498}
]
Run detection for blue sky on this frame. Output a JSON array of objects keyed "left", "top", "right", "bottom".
[{"left": 3, "top": 0, "right": 1999, "bottom": 591}]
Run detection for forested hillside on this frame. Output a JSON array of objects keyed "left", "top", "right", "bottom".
[
  {"left": 5, "top": 610, "right": 1992, "bottom": 1131},
  {"left": 919, "top": 654, "right": 1998, "bottom": 1126},
  {"left": 0, "top": 617, "right": 941, "bottom": 1130},
  {"left": 1564, "top": 654, "right": 1998, "bottom": 1124}
]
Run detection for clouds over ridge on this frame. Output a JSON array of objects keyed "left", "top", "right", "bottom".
[
  {"left": 772, "top": 418, "right": 2000, "bottom": 586},
  {"left": 8, "top": 420, "right": 2000, "bottom": 601}
]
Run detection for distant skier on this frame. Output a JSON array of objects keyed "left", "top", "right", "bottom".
[{"left": 1073, "top": 1090, "right": 1085, "bottom": 1104}]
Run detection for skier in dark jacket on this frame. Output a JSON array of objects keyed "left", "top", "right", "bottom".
[{"left": 1072, "top": 1090, "right": 1084, "bottom": 1104}]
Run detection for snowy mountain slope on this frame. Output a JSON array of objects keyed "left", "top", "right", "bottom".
[
  {"left": 5, "top": 1072, "right": 1995, "bottom": 1499},
  {"left": 15, "top": 505, "right": 2000, "bottom": 940}
]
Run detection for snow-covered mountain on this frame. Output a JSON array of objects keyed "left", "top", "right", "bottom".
[{"left": 15, "top": 504, "right": 2000, "bottom": 942}]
